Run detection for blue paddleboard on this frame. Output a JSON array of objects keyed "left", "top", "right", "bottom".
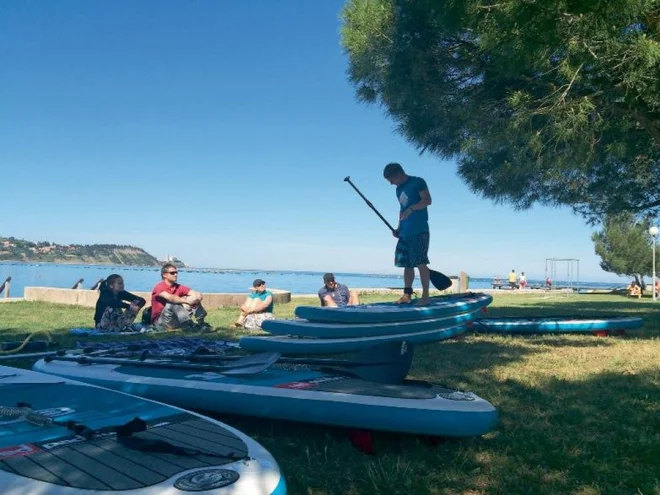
[
  {"left": 0, "top": 365, "right": 285, "bottom": 495},
  {"left": 295, "top": 292, "right": 492, "bottom": 324},
  {"left": 262, "top": 310, "right": 480, "bottom": 339},
  {"left": 239, "top": 323, "right": 467, "bottom": 354},
  {"left": 471, "top": 315, "right": 644, "bottom": 334},
  {"left": 33, "top": 346, "right": 497, "bottom": 438}
]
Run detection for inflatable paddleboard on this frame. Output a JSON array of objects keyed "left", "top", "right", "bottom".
[
  {"left": 295, "top": 292, "right": 492, "bottom": 324},
  {"left": 33, "top": 349, "right": 497, "bottom": 438},
  {"left": 1, "top": 365, "right": 285, "bottom": 495},
  {"left": 470, "top": 315, "right": 644, "bottom": 334},
  {"left": 240, "top": 323, "right": 467, "bottom": 354},
  {"left": 262, "top": 311, "right": 479, "bottom": 339}
]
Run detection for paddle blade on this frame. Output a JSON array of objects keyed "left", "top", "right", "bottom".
[
  {"left": 348, "top": 341, "right": 414, "bottom": 384},
  {"left": 218, "top": 351, "right": 281, "bottom": 375},
  {"left": 429, "top": 270, "right": 452, "bottom": 291}
]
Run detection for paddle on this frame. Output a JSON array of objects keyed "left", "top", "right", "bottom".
[
  {"left": 138, "top": 341, "right": 415, "bottom": 384},
  {"left": 343, "top": 176, "right": 452, "bottom": 291},
  {"left": 0, "top": 349, "right": 74, "bottom": 361},
  {"left": 44, "top": 351, "right": 281, "bottom": 376},
  {"left": 0, "top": 344, "right": 151, "bottom": 362}
]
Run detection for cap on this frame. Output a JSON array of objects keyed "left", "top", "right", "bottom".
[
  {"left": 323, "top": 273, "right": 335, "bottom": 284},
  {"left": 252, "top": 278, "right": 266, "bottom": 288}
]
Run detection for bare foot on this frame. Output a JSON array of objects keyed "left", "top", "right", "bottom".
[{"left": 396, "top": 295, "right": 412, "bottom": 304}]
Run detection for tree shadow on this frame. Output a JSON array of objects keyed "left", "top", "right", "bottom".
[
  {"left": 495, "top": 336, "right": 618, "bottom": 348},
  {"left": 194, "top": 368, "right": 658, "bottom": 495}
]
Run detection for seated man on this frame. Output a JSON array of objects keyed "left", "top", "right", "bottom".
[
  {"left": 151, "top": 263, "right": 210, "bottom": 331},
  {"left": 235, "top": 279, "right": 275, "bottom": 329},
  {"left": 655, "top": 279, "right": 660, "bottom": 298},
  {"left": 318, "top": 273, "right": 360, "bottom": 307},
  {"left": 627, "top": 281, "right": 642, "bottom": 299}
]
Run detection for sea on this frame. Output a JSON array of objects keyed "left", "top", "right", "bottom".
[{"left": 0, "top": 262, "right": 625, "bottom": 297}]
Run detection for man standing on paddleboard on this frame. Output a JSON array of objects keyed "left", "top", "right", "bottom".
[{"left": 383, "top": 162, "right": 432, "bottom": 305}]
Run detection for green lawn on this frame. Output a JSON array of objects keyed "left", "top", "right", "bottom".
[{"left": 1, "top": 293, "right": 659, "bottom": 495}]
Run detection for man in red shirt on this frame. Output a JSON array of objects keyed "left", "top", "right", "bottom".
[{"left": 151, "top": 263, "right": 209, "bottom": 331}]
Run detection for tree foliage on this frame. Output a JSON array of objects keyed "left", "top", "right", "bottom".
[
  {"left": 341, "top": 0, "right": 660, "bottom": 221},
  {"left": 591, "top": 212, "right": 657, "bottom": 285}
]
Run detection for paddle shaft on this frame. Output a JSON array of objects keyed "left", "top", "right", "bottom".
[
  {"left": 0, "top": 350, "right": 72, "bottom": 361},
  {"left": 139, "top": 351, "right": 398, "bottom": 368},
  {"left": 344, "top": 177, "right": 397, "bottom": 232},
  {"left": 0, "top": 346, "right": 135, "bottom": 361}
]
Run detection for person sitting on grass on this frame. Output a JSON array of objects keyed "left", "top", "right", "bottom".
[
  {"left": 627, "top": 280, "right": 642, "bottom": 299},
  {"left": 655, "top": 279, "right": 660, "bottom": 299},
  {"left": 318, "top": 273, "right": 360, "bottom": 307},
  {"left": 235, "top": 279, "right": 275, "bottom": 330},
  {"left": 94, "top": 274, "right": 146, "bottom": 333},
  {"left": 151, "top": 263, "right": 211, "bottom": 331}
]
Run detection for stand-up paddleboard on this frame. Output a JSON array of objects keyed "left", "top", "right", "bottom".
[
  {"left": 0, "top": 365, "right": 285, "bottom": 495},
  {"left": 33, "top": 343, "right": 498, "bottom": 438},
  {"left": 295, "top": 292, "right": 492, "bottom": 324},
  {"left": 470, "top": 315, "right": 644, "bottom": 334},
  {"left": 240, "top": 323, "right": 467, "bottom": 354},
  {"left": 262, "top": 310, "right": 479, "bottom": 339}
]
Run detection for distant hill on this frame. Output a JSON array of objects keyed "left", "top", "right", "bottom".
[{"left": 0, "top": 236, "right": 181, "bottom": 266}]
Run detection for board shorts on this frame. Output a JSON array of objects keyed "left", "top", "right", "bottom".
[
  {"left": 95, "top": 307, "right": 138, "bottom": 333},
  {"left": 244, "top": 312, "right": 275, "bottom": 330},
  {"left": 394, "top": 231, "right": 430, "bottom": 268}
]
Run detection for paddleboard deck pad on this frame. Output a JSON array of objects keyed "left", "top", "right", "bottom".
[
  {"left": 470, "top": 315, "right": 643, "bottom": 334},
  {"left": 1, "top": 366, "right": 285, "bottom": 494},
  {"left": 33, "top": 356, "right": 498, "bottom": 438},
  {"left": 240, "top": 323, "right": 467, "bottom": 354},
  {"left": 295, "top": 292, "right": 492, "bottom": 324}
]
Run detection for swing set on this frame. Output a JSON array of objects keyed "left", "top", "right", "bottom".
[{"left": 544, "top": 258, "right": 580, "bottom": 294}]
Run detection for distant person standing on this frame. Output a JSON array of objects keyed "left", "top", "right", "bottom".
[
  {"left": 383, "top": 162, "right": 432, "bottom": 305},
  {"left": 508, "top": 269, "right": 517, "bottom": 289},
  {"left": 519, "top": 271, "right": 527, "bottom": 288}
]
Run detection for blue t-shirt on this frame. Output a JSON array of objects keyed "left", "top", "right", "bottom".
[
  {"left": 396, "top": 176, "right": 429, "bottom": 237},
  {"left": 249, "top": 290, "right": 274, "bottom": 313},
  {"left": 318, "top": 283, "right": 350, "bottom": 307}
]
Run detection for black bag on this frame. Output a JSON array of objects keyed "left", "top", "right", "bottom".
[{"left": 141, "top": 306, "right": 152, "bottom": 325}]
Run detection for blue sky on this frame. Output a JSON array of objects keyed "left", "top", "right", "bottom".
[{"left": 0, "top": 1, "right": 627, "bottom": 282}]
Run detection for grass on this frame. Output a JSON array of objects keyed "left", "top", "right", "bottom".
[{"left": 1, "top": 293, "right": 659, "bottom": 494}]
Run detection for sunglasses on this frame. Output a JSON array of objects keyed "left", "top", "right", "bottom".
[{"left": 166, "top": 271, "right": 178, "bottom": 275}]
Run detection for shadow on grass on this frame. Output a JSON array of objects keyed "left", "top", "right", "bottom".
[
  {"left": 199, "top": 368, "right": 659, "bottom": 495},
  {"left": 492, "top": 336, "right": 618, "bottom": 348}
]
